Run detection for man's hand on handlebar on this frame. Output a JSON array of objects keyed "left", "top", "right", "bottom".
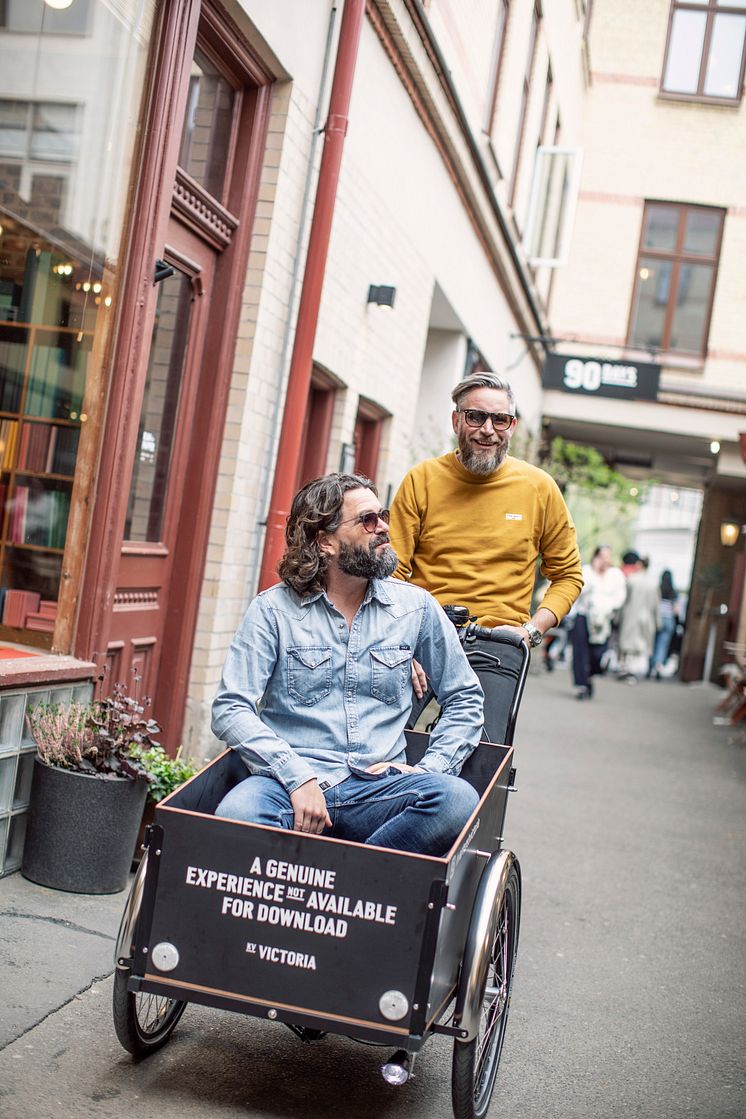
[{"left": 290, "top": 778, "right": 332, "bottom": 834}]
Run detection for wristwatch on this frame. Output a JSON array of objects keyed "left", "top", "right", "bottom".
[{"left": 523, "top": 621, "right": 543, "bottom": 648}]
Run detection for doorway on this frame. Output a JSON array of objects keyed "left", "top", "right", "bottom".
[{"left": 108, "top": 218, "right": 215, "bottom": 698}]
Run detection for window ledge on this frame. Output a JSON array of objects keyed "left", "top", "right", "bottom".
[
  {"left": 657, "top": 91, "right": 743, "bottom": 109},
  {"left": 0, "top": 654, "right": 97, "bottom": 690}
]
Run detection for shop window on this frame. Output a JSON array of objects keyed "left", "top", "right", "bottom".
[
  {"left": 661, "top": 1, "right": 746, "bottom": 103},
  {"left": 0, "top": 1, "right": 155, "bottom": 646},
  {"left": 178, "top": 47, "right": 237, "bottom": 203},
  {"left": 627, "top": 202, "right": 725, "bottom": 356}
]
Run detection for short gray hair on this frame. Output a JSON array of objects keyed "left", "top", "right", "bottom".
[{"left": 451, "top": 374, "right": 515, "bottom": 414}]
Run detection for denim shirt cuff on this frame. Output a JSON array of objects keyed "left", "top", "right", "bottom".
[
  {"left": 417, "top": 752, "right": 451, "bottom": 775},
  {"left": 273, "top": 751, "right": 317, "bottom": 794}
]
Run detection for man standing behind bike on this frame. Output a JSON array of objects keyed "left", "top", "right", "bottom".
[{"left": 389, "top": 373, "right": 582, "bottom": 657}]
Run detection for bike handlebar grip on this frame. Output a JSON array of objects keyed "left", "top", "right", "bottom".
[{"left": 471, "top": 625, "right": 527, "bottom": 648}]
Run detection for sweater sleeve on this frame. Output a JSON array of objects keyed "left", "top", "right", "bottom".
[
  {"left": 536, "top": 478, "right": 584, "bottom": 624},
  {"left": 389, "top": 469, "right": 421, "bottom": 582}
]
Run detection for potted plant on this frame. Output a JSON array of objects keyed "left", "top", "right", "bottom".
[
  {"left": 128, "top": 743, "right": 198, "bottom": 864},
  {"left": 21, "top": 683, "right": 161, "bottom": 894}
]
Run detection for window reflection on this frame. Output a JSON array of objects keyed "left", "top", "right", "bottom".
[
  {"left": 0, "top": 0, "right": 155, "bottom": 641},
  {"left": 125, "top": 269, "right": 193, "bottom": 543},
  {"left": 178, "top": 47, "right": 236, "bottom": 200}
]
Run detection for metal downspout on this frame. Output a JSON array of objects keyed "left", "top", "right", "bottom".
[{"left": 258, "top": 0, "right": 366, "bottom": 591}]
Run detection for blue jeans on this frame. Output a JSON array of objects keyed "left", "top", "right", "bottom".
[{"left": 215, "top": 769, "right": 479, "bottom": 856}]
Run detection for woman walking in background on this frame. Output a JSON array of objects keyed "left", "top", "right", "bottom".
[
  {"left": 650, "top": 569, "right": 678, "bottom": 679},
  {"left": 570, "top": 544, "right": 626, "bottom": 700}
]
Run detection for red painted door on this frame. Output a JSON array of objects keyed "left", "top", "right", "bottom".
[{"left": 106, "top": 215, "right": 215, "bottom": 702}]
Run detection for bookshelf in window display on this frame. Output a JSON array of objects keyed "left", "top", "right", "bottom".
[{"left": 0, "top": 322, "right": 89, "bottom": 646}]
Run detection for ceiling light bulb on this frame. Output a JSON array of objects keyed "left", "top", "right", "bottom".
[
  {"left": 44, "top": 0, "right": 75, "bottom": 10},
  {"left": 710, "top": 440, "right": 720, "bottom": 454}
]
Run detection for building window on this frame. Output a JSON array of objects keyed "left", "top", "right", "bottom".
[
  {"left": 353, "top": 399, "right": 387, "bottom": 483},
  {"left": 509, "top": 2, "right": 541, "bottom": 209},
  {"left": 483, "top": 0, "right": 510, "bottom": 136},
  {"left": 295, "top": 368, "right": 338, "bottom": 491},
  {"left": 627, "top": 202, "right": 725, "bottom": 356},
  {"left": 522, "top": 144, "right": 582, "bottom": 267},
  {"left": 178, "top": 46, "right": 238, "bottom": 204},
  {"left": 661, "top": 1, "right": 746, "bottom": 103}
]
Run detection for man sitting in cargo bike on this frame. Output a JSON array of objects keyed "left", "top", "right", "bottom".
[{"left": 212, "top": 472, "right": 484, "bottom": 856}]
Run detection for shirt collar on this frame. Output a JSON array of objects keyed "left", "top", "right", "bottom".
[{"left": 298, "top": 578, "right": 395, "bottom": 609}]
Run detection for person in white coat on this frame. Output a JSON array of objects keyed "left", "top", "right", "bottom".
[{"left": 570, "top": 544, "right": 626, "bottom": 700}]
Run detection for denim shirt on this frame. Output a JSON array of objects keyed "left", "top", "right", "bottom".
[{"left": 211, "top": 578, "right": 484, "bottom": 794}]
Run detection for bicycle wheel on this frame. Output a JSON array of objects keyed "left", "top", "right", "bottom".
[
  {"left": 113, "top": 969, "right": 186, "bottom": 1056},
  {"left": 112, "top": 851, "right": 186, "bottom": 1056},
  {"left": 451, "top": 860, "right": 520, "bottom": 1119}
]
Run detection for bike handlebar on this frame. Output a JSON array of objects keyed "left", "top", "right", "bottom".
[{"left": 443, "top": 605, "right": 528, "bottom": 649}]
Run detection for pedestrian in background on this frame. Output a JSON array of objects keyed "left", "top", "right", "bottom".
[
  {"left": 570, "top": 544, "right": 626, "bottom": 700},
  {"left": 618, "top": 556, "right": 659, "bottom": 684},
  {"left": 649, "top": 569, "right": 678, "bottom": 679}
]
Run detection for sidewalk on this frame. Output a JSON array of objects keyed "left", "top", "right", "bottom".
[{"left": 0, "top": 666, "right": 744, "bottom": 1119}]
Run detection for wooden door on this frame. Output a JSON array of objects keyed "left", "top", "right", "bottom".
[{"left": 106, "top": 216, "right": 215, "bottom": 700}]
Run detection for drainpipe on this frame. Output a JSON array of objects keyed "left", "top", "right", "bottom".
[{"left": 258, "top": 0, "right": 366, "bottom": 591}]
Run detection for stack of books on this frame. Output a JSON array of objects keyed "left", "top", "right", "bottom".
[
  {"left": 2, "top": 590, "right": 41, "bottom": 627},
  {"left": 25, "top": 599, "right": 58, "bottom": 633},
  {"left": 17, "top": 423, "right": 79, "bottom": 476}
]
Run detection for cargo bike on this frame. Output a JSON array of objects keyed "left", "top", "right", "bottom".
[{"left": 113, "top": 613, "right": 530, "bottom": 1119}]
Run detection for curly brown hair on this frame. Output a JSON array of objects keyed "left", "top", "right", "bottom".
[{"left": 278, "top": 472, "right": 377, "bottom": 596}]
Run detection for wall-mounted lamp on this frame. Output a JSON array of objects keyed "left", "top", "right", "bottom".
[
  {"left": 367, "top": 284, "right": 396, "bottom": 309},
  {"left": 720, "top": 520, "right": 744, "bottom": 547}
]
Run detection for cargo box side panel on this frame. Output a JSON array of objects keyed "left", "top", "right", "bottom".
[
  {"left": 137, "top": 811, "right": 443, "bottom": 1033},
  {"left": 425, "top": 747, "right": 513, "bottom": 1024}
]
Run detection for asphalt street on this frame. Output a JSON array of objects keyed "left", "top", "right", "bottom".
[{"left": 0, "top": 663, "right": 744, "bottom": 1119}]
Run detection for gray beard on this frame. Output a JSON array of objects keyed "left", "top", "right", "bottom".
[
  {"left": 459, "top": 441, "right": 508, "bottom": 476},
  {"left": 337, "top": 536, "right": 398, "bottom": 579}
]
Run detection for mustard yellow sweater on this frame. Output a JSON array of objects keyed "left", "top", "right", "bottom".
[{"left": 389, "top": 453, "right": 582, "bottom": 627}]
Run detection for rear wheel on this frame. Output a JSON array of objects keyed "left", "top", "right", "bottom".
[
  {"left": 451, "top": 861, "right": 520, "bottom": 1119},
  {"left": 112, "top": 851, "right": 187, "bottom": 1056}
]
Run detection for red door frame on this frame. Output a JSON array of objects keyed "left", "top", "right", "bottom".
[{"left": 75, "top": 0, "right": 272, "bottom": 748}]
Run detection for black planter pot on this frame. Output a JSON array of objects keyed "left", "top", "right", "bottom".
[{"left": 22, "top": 759, "right": 148, "bottom": 894}]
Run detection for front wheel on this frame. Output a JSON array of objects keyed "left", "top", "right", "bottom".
[
  {"left": 112, "top": 850, "right": 187, "bottom": 1056},
  {"left": 112, "top": 969, "right": 187, "bottom": 1056},
  {"left": 451, "top": 859, "right": 521, "bottom": 1119}
]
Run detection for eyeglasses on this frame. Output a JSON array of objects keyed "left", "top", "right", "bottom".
[
  {"left": 456, "top": 408, "right": 515, "bottom": 431},
  {"left": 339, "top": 509, "right": 391, "bottom": 533}
]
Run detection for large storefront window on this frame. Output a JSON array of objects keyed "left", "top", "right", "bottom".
[{"left": 0, "top": 0, "right": 155, "bottom": 645}]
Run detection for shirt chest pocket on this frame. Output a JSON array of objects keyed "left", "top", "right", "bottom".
[
  {"left": 287, "top": 646, "right": 332, "bottom": 706},
  {"left": 370, "top": 646, "right": 412, "bottom": 706}
]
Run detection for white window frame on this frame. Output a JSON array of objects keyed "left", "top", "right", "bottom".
[{"left": 522, "top": 145, "right": 583, "bottom": 268}]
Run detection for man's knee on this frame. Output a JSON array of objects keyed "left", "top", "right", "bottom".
[
  {"left": 420, "top": 772, "right": 479, "bottom": 820},
  {"left": 215, "top": 776, "right": 292, "bottom": 827}
]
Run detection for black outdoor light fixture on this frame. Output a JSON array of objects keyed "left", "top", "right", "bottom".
[{"left": 367, "top": 284, "right": 396, "bottom": 308}]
